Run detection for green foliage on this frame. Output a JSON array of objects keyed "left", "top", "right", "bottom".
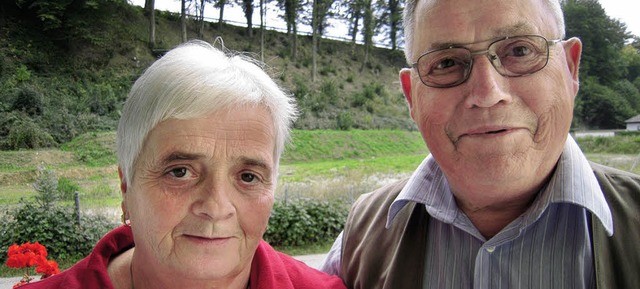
[
  {"left": 319, "top": 79, "right": 339, "bottom": 103},
  {"left": 337, "top": 112, "right": 354, "bottom": 130},
  {"left": 576, "top": 135, "right": 640, "bottom": 154},
  {"left": 32, "top": 165, "right": 60, "bottom": 209},
  {"left": 2, "top": 112, "right": 55, "bottom": 150},
  {"left": 0, "top": 201, "right": 118, "bottom": 262},
  {"left": 0, "top": 165, "right": 119, "bottom": 263},
  {"left": 264, "top": 199, "right": 349, "bottom": 247},
  {"left": 61, "top": 131, "right": 117, "bottom": 166},
  {"left": 11, "top": 85, "right": 43, "bottom": 117},
  {"left": 612, "top": 79, "right": 640, "bottom": 112},
  {"left": 575, "top": 77, "right": 636, "bottom": 129},
  {"left": 57, "top": 177, "right": 81, "bottom": 201},
  {"left": 282, "top": 129, "right": 424, "bottom": 162},
  {"left": 563, "top": 0, "right": 630, "bottom": 86}
]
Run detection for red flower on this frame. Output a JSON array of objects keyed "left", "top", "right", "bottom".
[
  {"left": 35, "top": 259, "right": 60, "bottom": 278},
  {"left": 5, "top": 242, "right": 60, "bottom": 287}
]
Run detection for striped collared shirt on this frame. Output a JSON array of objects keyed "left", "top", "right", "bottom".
[{"left": 385, "top": 135, "right": 613, "bottom": 289}]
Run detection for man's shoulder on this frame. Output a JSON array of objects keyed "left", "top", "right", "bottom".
[
  {"left": 590, "top": 161, "right": 640, "bottom": 200},
  {"left": 352, "top": 178, "right": 410, "bottom": 209},
  {"left": 590, "top": 161, "right": 640, "bottom": 180}
]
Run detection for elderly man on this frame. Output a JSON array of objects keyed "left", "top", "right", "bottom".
[{"left": 321, "top": 0, "right": 640, "bottom": 288}]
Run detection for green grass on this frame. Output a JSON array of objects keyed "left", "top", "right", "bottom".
[{"left": 274, "top": 241, "right": 335, "bottom": 256}]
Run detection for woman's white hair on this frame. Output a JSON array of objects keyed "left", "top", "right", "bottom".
[
  {"left": 402, "top": 0, "right": 566, "bottom": 64},
  {"left": 117, "top": 40, "right": 298, "bottom": 186}
]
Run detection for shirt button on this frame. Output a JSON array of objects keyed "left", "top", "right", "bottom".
[{"left": 486, "top": 246, "right": 496, "bottom": 253}]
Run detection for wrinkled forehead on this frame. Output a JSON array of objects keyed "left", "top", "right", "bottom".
[{"left": 411, "top": 0, "right": 560, "bottom": 54}]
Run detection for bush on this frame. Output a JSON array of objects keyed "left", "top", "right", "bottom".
[
  {"left": 11, "top": 85, "right": 43, "bottom": 117},
  {"left": 0, "top": 201, "right": 117, "bottom": 262},
  {"left": 0, "top": 167, "right": 119, "bottom": 263},
  {"left": 337, "top": 112, "right": 353, "bottom": 130},
  {"left": 264, "top": 199, "right": 349, "bottom": 247},
  {"left": 4, "top": 114, "right": 55, "bottom": 150}
]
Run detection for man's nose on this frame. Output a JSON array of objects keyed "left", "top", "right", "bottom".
[{"left": 463, "top": 55, "right": 513, "bottom": 108}]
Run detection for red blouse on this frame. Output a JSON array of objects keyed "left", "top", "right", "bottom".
[{"left": 19, "top": 226, "right": 346, "bottom": 289}]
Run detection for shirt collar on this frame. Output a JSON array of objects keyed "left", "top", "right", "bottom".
[{"left": 386, "top": 135, "right": 613, "bottom": 236}]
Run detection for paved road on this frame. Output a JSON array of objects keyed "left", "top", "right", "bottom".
[{"left": 0, "top": 254, "right": 328, "bottom": 289}]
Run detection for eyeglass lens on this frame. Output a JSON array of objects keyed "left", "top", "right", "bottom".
[{"left": 415, "top": 35, "right": 551, "bottom": 88}]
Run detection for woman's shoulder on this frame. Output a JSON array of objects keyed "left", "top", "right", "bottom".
[{"left": 253, "top": 241, "right": 346, "bottom": 289}]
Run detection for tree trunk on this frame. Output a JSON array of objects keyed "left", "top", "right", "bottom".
[
  {"left": 198, "top": 0, "right": 206, "bottom": 38},
  {"left": 311, "top": 0, "right": 318, "bottom": 82},
  {"left": 243, "top": 0, "right": 254, "bottom": 38},
  {"left": 146, "top": 0, "right": 156, "bottom": 49},
  {"left": 218, "top": 0, "right": 225, "bottom": 29},
  {"left": 292, "top": 22, "right": 298, "bottom": 61},
  {"left": 260, "top": 0, "right": 265, "bottom": 61},
  {"left": 360, "top": 0, "right": 373, "bottom": 72},
  {"left": 181, "top": 0, "right": 187, "bottom": 42}
]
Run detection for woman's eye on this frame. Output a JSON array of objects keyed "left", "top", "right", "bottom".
[
  {"left": 240, "top": 172, "right": 257, "bottom": 183},
  {"left": 168, "top": 167, "right": 188, "bottom": 178}
]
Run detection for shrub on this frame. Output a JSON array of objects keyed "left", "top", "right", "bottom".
[
  {"left": 320, "top": 80, "right": 338, "bottom": 103},
  {"left": 11, "top": 85, "right": 43, "bottom": 117},
  {"left": 0, "top": 201, "right": 117, "bottom": 262},
  {"left": 5, "top": 114, "right": 55, "bottom": 150},
  {"left": 337, "top": 112, "right": 353, "bottom": 131},
  {"left": 0, "top": 167, "right": 119, "bottom": 263},
  {"left": 264, "top": 199, "right": 349, "bottom": 247}
]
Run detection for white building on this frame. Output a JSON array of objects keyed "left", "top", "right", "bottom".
[{"left": 626, "top": 114, "right": 640, "bottom": 131}]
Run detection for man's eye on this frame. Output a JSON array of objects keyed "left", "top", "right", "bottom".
[
  {"left": 168, "top": 167, "right": 188, "bottom": 178},
  {"left": 435, "top": 58, "right": 457, "bottom": 70},
  {"left": 511, "top": 45, "right": 532, "bottom": 57},
  {"left": 240, "top": 172, "right": 257, "bottom": 183}
]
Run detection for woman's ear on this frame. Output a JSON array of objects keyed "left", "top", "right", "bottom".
[
  {"left": 118, "top": 166, "right": 127, "bottom": 194},
  {"left": 118, "top": 166, "right": 130, "bottom": 225}
]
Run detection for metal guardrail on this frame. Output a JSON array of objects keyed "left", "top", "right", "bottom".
[{"left": 185, "top": 12, "right": 399, "bottom": 49}]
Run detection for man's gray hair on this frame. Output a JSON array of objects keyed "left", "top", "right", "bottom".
[
  {"left": 402, "top": 0, "right": 566, "bottom": 64},
  {"left": 116, "top": 40, "right": 298, "bottom": 186}
]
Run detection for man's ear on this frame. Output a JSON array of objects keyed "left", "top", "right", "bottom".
[
  {"left": 563, "top": 37, "right": 582, "bottom": 92},
  {"left": 400, "top": 68, "right": 414, "bottom": 110}
]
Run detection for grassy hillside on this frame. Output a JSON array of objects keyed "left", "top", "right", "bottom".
[
  {"left": 0, "top": 129, "right": 426, "bottom": 206},
  {"left": 0, "top": 1, "right": 412, "bottom": 151}
]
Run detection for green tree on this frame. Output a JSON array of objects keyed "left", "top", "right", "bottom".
[
  {"left": 380, "top": 0, "right": 403, "bottom": 50},
  {"left": 563, "top": 0, "right": 631, "bottom": 85},
  {"left": 621, "top": 44, "right": 640, "bottom": 83},
  {"left": 278, "top": 0, "right": 302, "bottom": 60},
  {"left": 612, "top": 79, "right": 640, "bottom": 113},
  {"left": 576, "top": 78, "right": 635, "bottom": 129},
  {"left": 240, "top": 0, "right": 254, "bottom": 37}
]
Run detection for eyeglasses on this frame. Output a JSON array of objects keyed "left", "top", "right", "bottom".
[{"left": 411, "top": 35, "right": 562, "bottom": 88}]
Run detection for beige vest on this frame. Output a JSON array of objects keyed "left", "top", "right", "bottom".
[{"left": 340, "top": 162, "right": 640, "bottom": 289}]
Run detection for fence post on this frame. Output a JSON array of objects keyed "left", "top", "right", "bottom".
[
  {"left": 284, "top": 183, "right": 288, "bottom": 205},
  {"left": 74, "top": 191, "right": 81, "bottom": 227}
]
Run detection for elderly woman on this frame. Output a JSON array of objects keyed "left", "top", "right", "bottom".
[{"left": 21, "top": 41, "right": 346, "bottom": 289}]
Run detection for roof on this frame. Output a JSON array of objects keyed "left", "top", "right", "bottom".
[{"left": 626, "top": 114, "right": 640, "bottom": 123}]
